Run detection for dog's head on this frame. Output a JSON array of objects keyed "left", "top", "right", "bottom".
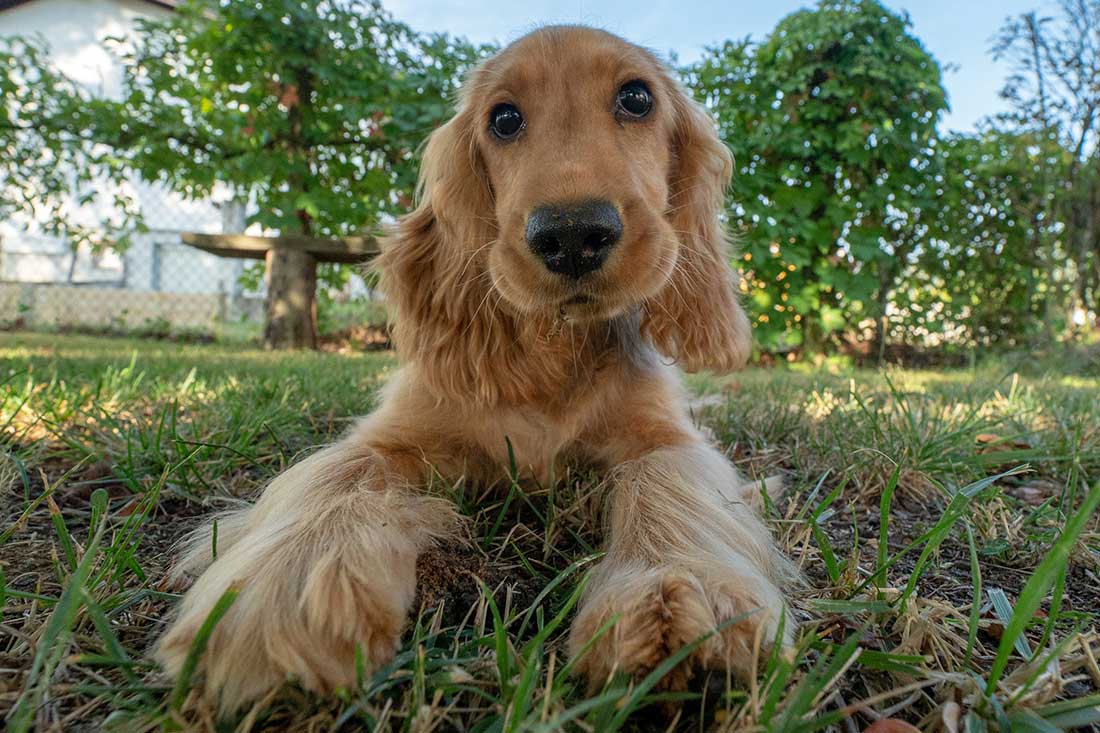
[{"left": 380, "top": 26, "right": 751, "bottom": 399}]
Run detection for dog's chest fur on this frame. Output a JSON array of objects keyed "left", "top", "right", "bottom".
[{"left": 467, "top": 313, "right": 665, "bottom": 481}]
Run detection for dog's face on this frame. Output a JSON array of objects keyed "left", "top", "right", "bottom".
[
  {"left": 381, "top": 26, "right": 752, "bottom": 399},
  {"left": 472, "top": 30, "right": 680, "bottom": 321}
]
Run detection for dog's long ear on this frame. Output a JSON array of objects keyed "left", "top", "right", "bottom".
[
  {"left": 641, "top": 81, "right": 752, "bottom": 373},
  {"left": 377, "top": 100, "right": 525, "bottom": 404}
]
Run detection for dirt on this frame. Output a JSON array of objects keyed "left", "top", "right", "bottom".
[{"left": 416, "top": 543, "right": 545, "bottom": 627}]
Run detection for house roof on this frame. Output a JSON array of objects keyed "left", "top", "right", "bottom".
[{"left": 0, "top": 0, "right": 177, "bottom": 11}]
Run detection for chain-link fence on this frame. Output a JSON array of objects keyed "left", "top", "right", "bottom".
[{"left": 0, "top": 194, "right": 267, "bottom": 341}]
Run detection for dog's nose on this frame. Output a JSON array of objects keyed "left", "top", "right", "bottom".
[{"left": 525, "top": 200, "right": 622, "bottom": 279}]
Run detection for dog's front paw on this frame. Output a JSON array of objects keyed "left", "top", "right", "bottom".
[
  {"left": 156, "top": 532, "right": 418, "bottom": 713},
  {"left": 568, "top": 560, "right": 789, "bottom": 691}
]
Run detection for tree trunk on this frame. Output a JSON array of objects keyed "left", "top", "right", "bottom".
[
  {"left": 264, "top": 64, "right": 321, "bottom": 350},
  {"left": 870, "top": 262, "right": 899, "bottom": 365},
  {"left": 264, "top": 247, "right": 317, "bottom": 349}
]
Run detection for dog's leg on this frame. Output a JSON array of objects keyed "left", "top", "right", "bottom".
[
  {"left": 155, "top": 392, "right": 461, "bottom": 713},
  {"left": 569, "top": 440, "right": 794, "bottom": 691}
]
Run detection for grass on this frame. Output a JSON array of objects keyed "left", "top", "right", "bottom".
[{"left": 1, "top": 331, "right": 1099, "bottom": 732}]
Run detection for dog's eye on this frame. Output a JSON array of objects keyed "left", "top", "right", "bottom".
[
  {"left": 616, "top": 80, "right": 652, "bottom": 118},
  {"left": 489, "top": 103, "right": 524, "bottom": 140}
]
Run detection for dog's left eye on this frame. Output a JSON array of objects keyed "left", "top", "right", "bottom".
[
  {"left": 616, "top": 80, "right": 653, "bottom": 118},
  {"left": 489, "top": 103, "right": 525, "bottom": 140}
]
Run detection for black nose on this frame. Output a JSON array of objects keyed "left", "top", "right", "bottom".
[{"left": 525, "top": 200, "right": 622, "bottom": 279}]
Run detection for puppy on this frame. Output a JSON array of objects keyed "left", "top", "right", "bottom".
[{"left": 156, "top": 25, "right": 793, "bottom": 712}]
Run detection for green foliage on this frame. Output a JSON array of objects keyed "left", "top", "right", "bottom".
[
  {"left": 993, "top": 1, "right": 1100, "bottom": 328},
  {"left": 1, "top": 0, "right": 488, "bottom": 258},
  {"left": 896, "top": 129, "right": 1071, "bottom": 347},
  {"left": 0, "top": 37, "right": 139, "bottom": 251},
  {"left": 687, "top": 0, "right": 1097, "bottom": 356},
  {"left": 101, "top": 0, "right": 489, "bottom": 237},
  {"left": 690, "top": 0, "right": 947, "bottom": 352}
]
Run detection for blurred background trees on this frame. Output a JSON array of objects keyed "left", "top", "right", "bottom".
[
  {"left": 1, "top": 0, "right": 487, "bottom": 305},
  {"left": 1, "top": 0, "right": 1097, "bottom": 359},
  {"left": 108, "top": 0, "right": 486, "bottom": 239},
  {"left": 993, "top": 0, "right": 1100, "bottom": 343},
  {"left": 95, "top": 0, "right": 488, "bottom": 296},
  {"left": 690, "top": 0, "right": 947, "bottom": 356},
  {"left": 688, "top": 0, "right": 1098, "bottom": 360},
  {"left": 912, "top": 130, "right": 1068, "bottom": 350}
]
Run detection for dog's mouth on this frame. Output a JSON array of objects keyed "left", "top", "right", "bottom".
[
  {"left": 555, "top": 290, "right": 631, "bottom": 321},
  {"left": 551, "top": 291, "right": 602, "bottom": 320},
  {"left": 556, "top": 293, "right": 596, "bottom": 320}
]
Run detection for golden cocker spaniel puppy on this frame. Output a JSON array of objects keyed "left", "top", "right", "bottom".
[{"left": 157, "top": 25, "right": 794, "bottom": 712}]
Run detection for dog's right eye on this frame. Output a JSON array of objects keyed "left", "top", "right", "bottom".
[
  {"left": 616, "top": 80, "right": 653, "bottom": 119},
  {"left": 489, "top": 103, "right": 525, "bottom": 140}
]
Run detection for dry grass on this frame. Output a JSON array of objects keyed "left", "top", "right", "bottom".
[{"left": 2, "top": 332, "right": 1099, "bottom": 732}]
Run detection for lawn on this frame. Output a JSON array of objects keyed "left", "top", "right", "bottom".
[{"left": 2, "top": 332, "right": 1099, "bottom": 732}]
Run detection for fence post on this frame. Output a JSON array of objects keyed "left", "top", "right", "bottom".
[
  {"left": 151, "top": 241, "right": 162, "bottom": 292},
  {"left": 19, "top": 283, "right": 36, "bottom": 329}
]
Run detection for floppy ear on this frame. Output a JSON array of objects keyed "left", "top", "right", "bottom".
[
  {"left": 641, "top": 82, "right": 752, "bottom": 373},
  {"left": 377, "top": 100, "right": 535, "bottom": 405}
]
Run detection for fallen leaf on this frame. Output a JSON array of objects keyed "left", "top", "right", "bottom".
[
  {"left": 1007, "top": 478, "right": 1061, "bottom": 505},
  {"left": 976, "top": 433, "right": 1032, "bottom": 453}
]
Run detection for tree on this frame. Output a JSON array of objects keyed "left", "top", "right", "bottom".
[
  {"left": 895, "top": 130, "right": 1068, "bottom": 349},
  {"left": 1, "top": 0, "right": 488, "bottom": 347},
  {"left": 106, "top": 0, "right": 489, "bottom": 347},
  {"left": 689, "top": 0, "right": 947, "bottom": 356},
  {"left": 109, "top": 0, "right": 486, "bottom": 238},
  {"left": 994, "top": 0, "right": 1100, "bottom": 333}
]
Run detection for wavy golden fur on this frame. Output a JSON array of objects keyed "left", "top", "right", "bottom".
[{"left": 156, "top": 26, "right": 793, "bottom": 714}]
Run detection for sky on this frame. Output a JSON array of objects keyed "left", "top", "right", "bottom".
[{"left": 385, "top": 0, "right": 1051, "bottom": 133}]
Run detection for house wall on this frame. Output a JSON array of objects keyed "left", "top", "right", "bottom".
[{"left": 1, "top": 0, "right": 171, "bottom": 96}]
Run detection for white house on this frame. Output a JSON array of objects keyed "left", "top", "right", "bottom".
[{"left": 0, "top": 0, "right": 256, "bottom": 331}]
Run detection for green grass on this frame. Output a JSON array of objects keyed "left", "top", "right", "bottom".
[{"left": 2, "top": 332, "right": 1099, "bottom": 732}]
